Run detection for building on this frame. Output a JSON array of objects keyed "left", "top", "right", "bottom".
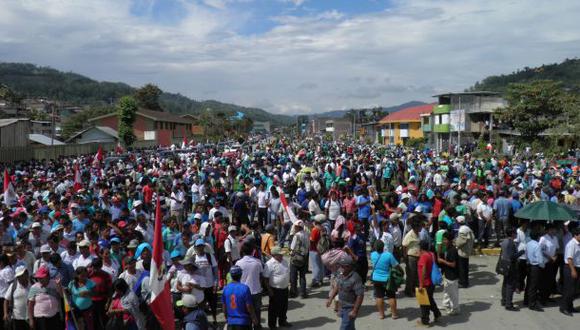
[
  {"left": 377, "top": 104, "right": 434, "bottom": 145},
  {"left": 180, "top": 114, "right": 204, "bottom": 136},
  {"left": 66, "top": 126, "right": 119, "bottom": 144},
  {"left": 310, "top": 118, "right": 353, "bottom": 139},
  {"left": 30, "top": 120, "right": 54, "bottom": 136},
  {"left": 252, "top": 121, "right": 271, "bottom": 134},
  {"left": 28, "top": 134, "right": 64, "bottom": 146},
  {"left": 0, "top": 118, "right": 30, "bottom": 147},
  {"left": 430, "top": 92, "right": 506, "bottom": 152},
  {"left": 89, "top": 109, "right": 193, "bottom": 146}
]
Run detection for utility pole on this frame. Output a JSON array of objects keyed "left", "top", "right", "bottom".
[{"left": 458, "top": 96, "right": 461, "bottom": 157}]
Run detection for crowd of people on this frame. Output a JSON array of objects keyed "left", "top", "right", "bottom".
[{"left": 0, "top": 139, "right": 578, "bottom": 330}]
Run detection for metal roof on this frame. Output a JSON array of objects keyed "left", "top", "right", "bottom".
[
  {"left": 28, "top": 134, "right": 65, "bottom": 145},
  {"left": 432, "top": 91, "right": 500, "bottom": 97},
  {"left": 65, "top": 126, "right": 118, "bottom": 142},
  {"left": 0, "top": 118, "right": 29, "bottom": 128}
]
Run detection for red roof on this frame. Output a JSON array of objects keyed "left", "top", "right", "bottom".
[{"left": 379, "top": 104, "right": 434, "bottom": 123}]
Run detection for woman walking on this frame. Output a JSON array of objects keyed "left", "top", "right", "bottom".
[
  {"left": 67, "top": 266, "right": 95, "bottom": 330},
  {"left": 370, "top": 240, "right": 401, "bottom": 319}
]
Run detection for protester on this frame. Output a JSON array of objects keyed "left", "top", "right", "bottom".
[
  {"left": 3, "top": 266, "right": 30, "bottom": 329},
  {"left": 370, "top": 240, "right": 400, "bottom": 319},
  {"left": 438, "top": 232, "right": 460, "bottom": 315},
  {"left": 559, "top": 227, "right": 580, "bottom": 316},
  {"left": 222, "top": 265, "right": 259, "bottom": 330},
  {"left": 499, "top": 228, "right": 524, "bottom": 311},
  {"left": 417, "top": 241, "right": 441, "bottom": 326},
  {"left": 326, "top": 255, "right": 364, "bottom": 330},
  {"left": 28, "top": 266, "right": 63, "bottom": 330},
  {"left": 264, "top": 246, "right": 291, "bottom": 329},
  {"left": 289, "top": 220, "right": 308, "bottom": 299}
]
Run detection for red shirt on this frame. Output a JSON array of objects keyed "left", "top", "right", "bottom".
[
  {"left": 417, "top": 252, "right": 434, "bottom": 287},
  {"left": 143, "top": 185, "right": 153, "bottom": 204},
  {"left": 432, "top": 198, "right": 443, "bottom": 218},
  {"left": 309, "top": 227, "right": 321, "bottom": 251},
  {"left": 89, "top": 270, "right": 112, "bottom": 302}
]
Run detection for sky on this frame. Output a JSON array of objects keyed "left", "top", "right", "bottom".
[{"left": 1, "top": 0, "right": 580, "bottom": 115}]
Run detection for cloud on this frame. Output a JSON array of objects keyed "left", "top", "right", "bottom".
[{"left": 1, "top": 0, "right": 580, "bottom": 114}]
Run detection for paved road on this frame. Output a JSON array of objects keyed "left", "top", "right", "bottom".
[{"left": 217, "top": 255, "right": 579, "bottom": 329}]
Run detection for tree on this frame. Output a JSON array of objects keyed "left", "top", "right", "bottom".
[
  {"left": 497, "top": 80, "right": 570, "bottom": 142},
  {"left": 134, "top": 83, "right": 163, "bottom": 111},
  {"left": 117, "top": 96, "right": 138, "bottom": 147}
]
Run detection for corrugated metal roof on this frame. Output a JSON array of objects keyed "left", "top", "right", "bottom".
[
  {"left": 28, "top": 134, "right": 65, "bottom": 145},
  {"left": 96, "top": 126, "right": 119, "bottom": 138},
  {"left": 379, "top": 104, "right": 434, "bottom": 124},
  {"left": 0, "top": 118, "right": 28, "bottom": 127}
]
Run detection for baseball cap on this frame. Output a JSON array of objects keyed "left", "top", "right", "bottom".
[
  {"left": 31, "top": 222, "right": 42, "bottom": 229},
  {"left": 456, "top": 216, "right": 466, "bottom": 223},
  {"left": 194, "top": 239, "right": 205, "bottom": 247},
  {"left": 230, "top": 265, "right": 243, "bottom": 276},
  {"left": 193, "top": 213, "right": 202, "bottom": 220},
  {"left": 40, "top": 244, "right": 51, "bottom": 254},
  {"left": 271, "top": 246, "right": 283, "bottom": 256},
  {"left": 170, "top": 250, "right": 182, "bottom": 259},
  {"left": 127, "top": 239, "right": 139, "bottom": 249},
  {"left": 314, "top": 214, "right": 327, "bottom": 223},
  {"left": 181, "top": 294, "right": 200, "bottom": 308},
  {"left": 228, "top": 225, "right": 237, "bottom": 232},
  {"left": 15, "top": 265, "right": 27, "bottom": 277},
  {"left": 78, "top": 240, "right": 91, "bottom": 248},
  {"left": 34, "top": 266, "right": 49, "bottom": 279}
]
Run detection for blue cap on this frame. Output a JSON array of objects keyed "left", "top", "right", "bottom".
[
  {"left": 98, "top": 239, "right": 110, "bottom": 249},
  {"left": 230, "top": 265, "right": 242, "bottom": 276},
  {"left": 170, "top": 250, "right": 182, "bottom": 259},
  {"left": 194, "top": 239, "right": 205, "bottom": 247},
  {"left": 110, "top": 237, "right": 121, "bottom": 244}
]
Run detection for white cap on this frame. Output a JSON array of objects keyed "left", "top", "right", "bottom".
[
  {"left": 456, "top": 216, "right": 466, "bottom": 223},
  {"left": 228, "top": 225, "right": 237, "bottom": 232},
  {"left": 15, "top": 266, "right": 27, "bottom": 277},
  {"left": 194, "top": 213, "right": 202, "bottom": 220},
  {"left": 31, "top": 222, "right": 42, "bottom": 229},
  {"left": 40, "top": 244, "right": 51, "bottom": 253},
  {"left": 182, "top": 294, "right": 200, "bottom": 308},
  {"left": 133, "top": 200, "right": 143, "bottom": 207}
]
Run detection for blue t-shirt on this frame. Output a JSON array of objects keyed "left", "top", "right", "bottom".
[
  {"left": 356, "top": 195, "right": 371, "bottom": 220},
  {"left": 348, "top": 235, "right": 366, "bottom": 259},
  {"left": 222, "top": 282, "right": 252, "bottom": 326},
  {"left": 370, "top": 251, "right": 399, "bottom": 283},
  {"left": 493, "top": 197, "right": 512, "bottom": 220},
  {"left": 68, "top": 279, "right": 95, "bottom": 310}
]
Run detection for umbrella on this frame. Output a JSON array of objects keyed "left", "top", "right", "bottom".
[{"left": 514, "top": 201, "right": 577, "bottom": 221}]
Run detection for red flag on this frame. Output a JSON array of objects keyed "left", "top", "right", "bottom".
[
  {"left": 93, "top": 146, "right": 104, "bottom": 168},
  {"left": 3, "top": 169, "right": 18, "bottom": 206},
  {"left": 278, "top": 187, "right": 298, "bottom": 224},
  {"left": 73, "top": 164, "right": 82, "bottom": 192},
  {"left": 181, "top": 132, "right": 188, "bottom": 149},
  {"left": 149, "top": 195, "right": 174, "bottom": 330}
]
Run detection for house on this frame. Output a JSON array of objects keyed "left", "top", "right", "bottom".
[
  {"left": 252, "top": 121, "right": 271, "bottom": 134},
  {"left": 430, "top": 92, "right": 506, "bottom": 151},
  {"left": 309, "top": 118, "right": 353, "bottom": 139},
  {"left": 180, "top": 114, "right": 204, "bottom": 136},
  {"left": 66, "top": 126, "right": 119, "bottom": 144},
  {"left": 30, "top": 120, "right": 54, "bottom": 136},
  {"left": 0, "top": 118, "right": 30, "bottom": 147},
  {"left": 377, "top": 104, "right": 434, "bottom": 145},
  {"left": 28, "top": 134, "right": 65, "bottom": 146},
  {"left": 89, "top": 109, "right": 193, "bottom": 146}
]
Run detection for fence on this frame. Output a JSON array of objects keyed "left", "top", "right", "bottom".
[{"left": 0, "top": 140, "right": 158, "bottom": 163}]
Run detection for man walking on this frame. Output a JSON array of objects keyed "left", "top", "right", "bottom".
[
  {"left": 500, "top": 228, "right": 524, "bottom": 311},
  {"left": 222, "top": 266, "right": 260, "bottom": 330},
  {"left": 326, "top": 256, "right": 364, "bottom": 330},
  {"left": 264, "top": 247, "right": 291, "bottom": 329}
]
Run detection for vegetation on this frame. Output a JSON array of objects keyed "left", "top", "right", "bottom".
[
  {"left": 117, "top": 96, "right": 138, "bottom": 147},
  {"left": 469, "top": 58, "right": 580, "bottom": 94},
  {"left": 134, "top": 84, "right": 163, "bottom": 111},
  {"left": 497, "top": 80, "right": 579, "bottom": 147},
  {"left": 0, "top": 62, "right": 294, "bottom": 126}
]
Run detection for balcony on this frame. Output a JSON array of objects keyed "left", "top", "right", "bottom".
[
  {"left": 433, "top": 124, "right": 450, "bottom": 133},
  {"left": 433, "top": 104, "right": 451, "bottom": 114}
]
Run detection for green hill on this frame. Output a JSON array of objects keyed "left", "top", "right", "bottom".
[
  {"left": 469, "top": 58, "right": 580, "bottom": 93},
  {"left": 0, "top": 62, "right": 294, "bottom": 126}
]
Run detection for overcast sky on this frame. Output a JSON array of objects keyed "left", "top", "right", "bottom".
[{"left": 1, "top": 0, "right": 579, "bottom": 114}]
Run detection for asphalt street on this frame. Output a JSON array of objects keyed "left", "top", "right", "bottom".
[{"left": 221, "top": 255, "right": 579, "bottom": 329}]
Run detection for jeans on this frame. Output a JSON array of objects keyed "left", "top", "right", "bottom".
[
  {"left": 339, "top": 306, "right": 356, "bottom": 330},
  {"left": 420, "top": 285, "right": 441, "bottom": 325},
  {"left": 309, "top": 251, "right": 324, "bottom": 285},
  {"left": 442, "top": 278, "right": 460, "bottom": 314},
  {"left": 290, "top": 262, "right": 307, "bottom": 296},
  {"left": 279, "top": 222, "right": 292, "bottom": 248},
  {"left": 477, "top": 219, "right": 490, "bottom": 247}
]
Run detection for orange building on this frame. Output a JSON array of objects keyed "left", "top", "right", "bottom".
[{"left": 377, "top": 104, "right": 434, "bottom": 145}]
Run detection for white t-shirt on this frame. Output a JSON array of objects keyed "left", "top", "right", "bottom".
[
  {"left": 4, "top": 281, "right": 29, "bottom": 320},
  {"left": 0, "top": 266, "right": 15, "bottom": 297},
  {"left": 235, "top": 256, "right": 264, "bottom": 295},
  {"left": 192, "top": 253, "right": 217, "bottom": 288},
  {"left": 60, "top": 251, "right": 80, "bottom": 266},
  {"left": 72, "top": 254, "right": 95, "bottom": 270},
  {"left": 263, "top": 258, "right": 290, "bottom": 289},
  {"left": 119, "top": 270, "right": 142, "bottom": 291},
  {"left": 102, "top": 259, "right": 120, "bottom": 280},
  {"left": 325, "top": 200, "right": 341, "bottom": 221},
  {"left": 178, "top": 272, "right": 204, "bottom": 303},
  {"left": 257, "top": 191, "right": 269, "bottom": 209},
  {"left": 224, "top": 235, "right": 240, "bottom": 261},
  {"left": 308, "top": 199, "right": 322, "bottom": 216}
]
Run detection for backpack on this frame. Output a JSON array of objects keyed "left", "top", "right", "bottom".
[{"left": 317, "top": 232, "right": 330, "bottom": 255}]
